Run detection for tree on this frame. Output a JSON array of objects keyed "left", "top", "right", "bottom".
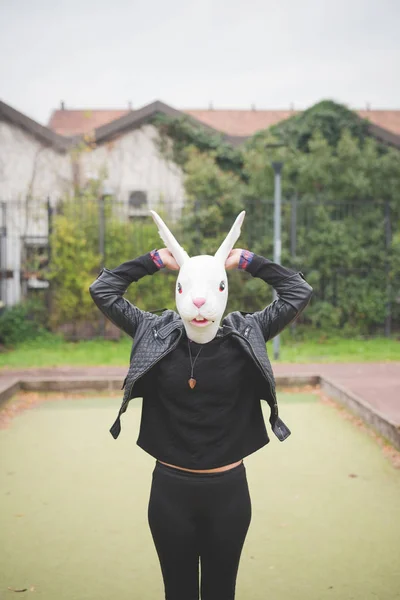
[
  {"left": 267, "top": 99, "right": 371, "bottom": 151},
  {"left": 47, "top": 181, "right": 177, "bottom": 335},
  {"left": 171, "top": 101, "right": 400, "bottom": 334}
]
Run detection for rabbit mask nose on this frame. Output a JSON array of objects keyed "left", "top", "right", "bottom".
[{"left": 192, "top": 297, "right": 206, "bottom": 308}]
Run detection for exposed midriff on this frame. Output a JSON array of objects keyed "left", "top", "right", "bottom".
[{"left": 157, "top": 459, "right": 243, "bottom": 473}]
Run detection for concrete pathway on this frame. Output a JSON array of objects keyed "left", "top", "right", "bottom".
[
  {"left": 273, "top": 362, "right": 400, "bottom": 425},
  {"left": 0, "top": 362, "right": 399, "bottom": 425}
]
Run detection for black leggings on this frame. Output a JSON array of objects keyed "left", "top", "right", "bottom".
[{"left": 147, "top": 460, "right": 252, "bottom": 600}]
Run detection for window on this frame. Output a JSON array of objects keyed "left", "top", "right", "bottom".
[{"left": 128, "top": 191, "right": 148, "bottom": 218}]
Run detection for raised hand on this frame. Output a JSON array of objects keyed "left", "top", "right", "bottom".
[
  {"left": 157, "top": 248, "right": 180, "bottom": 271},
  {"left": 225, "top": 248, "right": 243, "bottom": 270}
]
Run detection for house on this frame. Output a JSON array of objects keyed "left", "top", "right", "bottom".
[
  {"left": 48, "top": 102, "right": 400, "bottom": 143},
  {"left": 1, "top": 98, "right": 400, "bottom": 307},
  {"left": 47, "top": 99, "right": 400, "bottom": 216},
  {"left": 0, "top": 99, "right": 230, "bottom": 306},
  {"left": 0, "top": 101, "right": 75, "bottom": 306}
]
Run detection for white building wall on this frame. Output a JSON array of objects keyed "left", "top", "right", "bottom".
[
  {"left": 0, "top": 121, "right": 73, "bottom": 200},
  {"left": 0, "top": 120, "right": 74, "bottom": 306},
  {"left": 80, "top": 124, "right": 185, "bottom": 219},
  {"left": 0, "top": 120, "right": 186, "bottom": 306}
]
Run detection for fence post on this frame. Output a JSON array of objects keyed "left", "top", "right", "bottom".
[
  {"left": 99, "top": 195, "right": 106, "bottom": 270},
  {"left": 0, "top": 202, "right": 7, "bottom": 306},
  {"left": 290, "top": 192, "right": 297, "bottom": 259},
  {"left": 194, "top": 199, "right": 201, "bottom": 255},
  {"left": 271, "top": 162, "right": 283, "bottom": 360},
  {"left": 99, "top": 194, "right": 106, "bottom": 337},
  {"left": 46, "top": 197, "right": 53, "bottom": 317},
  {"left": 384, "top": 199, "right": 392, "bottom": 337},
  {"left": 290, "top": 192, "right": 298, "bottom": 336},
  {"left": 47, "top": 197, "right": 53, "bottom": 264}
]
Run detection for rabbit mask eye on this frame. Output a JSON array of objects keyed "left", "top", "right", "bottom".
[
  {"left": 219, "top": 281, "right": 226, "bottom": 292},
  {"left": 177, "top": 282, "right": 182, "bottom": 294}
]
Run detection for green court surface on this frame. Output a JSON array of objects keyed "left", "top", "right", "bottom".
[{"left": 1, "top": 391, "right": 399, "bottom": 600}]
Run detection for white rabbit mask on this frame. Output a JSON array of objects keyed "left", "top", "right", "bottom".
[{"left": 150, "top": 210, "right": 246, "bottom": 344}]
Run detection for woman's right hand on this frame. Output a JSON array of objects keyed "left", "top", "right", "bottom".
[{"left": 157, "top": 248, "right": 180, "bottom": 271}]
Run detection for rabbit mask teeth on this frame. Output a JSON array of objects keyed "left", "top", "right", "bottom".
[{"left": 150, "top": 210, "right": 245, "bottom": 344}]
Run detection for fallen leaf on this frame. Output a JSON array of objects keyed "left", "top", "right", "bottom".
[{"left": 8, "top": 587, "right": 28, "bottom": 592}]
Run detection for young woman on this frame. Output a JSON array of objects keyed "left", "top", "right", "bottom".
[{"left": 89, "top": 211, "right": 312, "bottom": 600}]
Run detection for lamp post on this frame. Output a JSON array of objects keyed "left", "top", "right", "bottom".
[{"left": 271, "top": 161, "right": 283, "bottom": 360}]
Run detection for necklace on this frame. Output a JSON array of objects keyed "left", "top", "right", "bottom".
[{"left": 187, "top": 339, "right": 203, "bottom": 389}]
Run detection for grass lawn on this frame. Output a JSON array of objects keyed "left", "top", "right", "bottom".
[
  {"left": 279, "top": 334, "right": 400, "bottom": 362},
  {"left": 1, "top": 390, "right": 399, "bottom": 599},
  {"left": 0, "top": 333, "right": 398, "bottom": 369}
]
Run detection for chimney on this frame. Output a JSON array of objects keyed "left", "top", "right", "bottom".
[
  {"left": 251, "top": 103, "right": 256, "bottom": 111},
  {"left": 208, "top": 101, "right": 214, "bottom": 110},
  {"left": 60, "top": 101, "right": 65, "bottom": 110},
  {"left": 366, "top": 102, "right": 371, "bottom": 111},
  {"left": 128, "top": 101, "right": 133, "bottom": 110},
  {"left": 290, "top": 102, "right": 295, "bottom": 111}
]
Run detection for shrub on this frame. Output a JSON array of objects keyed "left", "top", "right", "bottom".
[{"left": 0, "top": 299, "right": 50, "bottom": 346}]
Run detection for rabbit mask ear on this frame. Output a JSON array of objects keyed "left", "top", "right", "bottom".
[
  {"left": 214, "top": 211, "right": 246, "bottom": 264},
  {"left": 150, "top": 210, "right": 190, "bottom": 267}
]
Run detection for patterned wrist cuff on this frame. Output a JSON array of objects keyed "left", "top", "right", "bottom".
[
  {"left": 150, "top": 249, "right": 164, "bottom": 269},
  {"left": 238, "top": 250, "right": 254, "bottom": 270}
]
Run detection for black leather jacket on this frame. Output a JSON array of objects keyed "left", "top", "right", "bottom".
[{"left": 89, "top": 251, "right": 313, "bottom": 441}]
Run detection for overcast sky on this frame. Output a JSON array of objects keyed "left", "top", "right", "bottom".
[{"left": 1, "top": 0, "right": 399, "bottom": 125}]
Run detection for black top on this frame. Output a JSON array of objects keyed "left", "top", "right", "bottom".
[
  {"left": 135, "top": 329, "right": 270, "bottom": 469},
  {"left": 95, "top": 250, "right": 312, "bottom": 464}
]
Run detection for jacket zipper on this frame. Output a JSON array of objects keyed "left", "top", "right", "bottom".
[
  {"left": 121, "top": 326, "right": 161, "bottom": 390},
  {"left": 232, "top": 329, "right": 278, "bottom": 409},
  {"left": 120, "top": 328, "right": 184, "bottom": 413},
  {"left": 241, "top": 331, "right": 281, "bottom": 431}
]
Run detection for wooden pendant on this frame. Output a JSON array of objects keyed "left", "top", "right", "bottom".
[{"left": 188, "top": 378, "right": 197, "bottom": 389}]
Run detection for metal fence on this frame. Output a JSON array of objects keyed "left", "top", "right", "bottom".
[{"left": 0, "top": 195, "right": 398, "bottom": 336}]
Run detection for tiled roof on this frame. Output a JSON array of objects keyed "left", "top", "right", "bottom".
[
  {"left": 357, "top": 110, "right": 400, "bottom": 136},
  {"left": 47, "top": 106, "right": 400, "bottom": 139},
  {"left": 187, "top": 109, "right": 400, "bottom": 137},
  {"left": 0, "top": 100, "right": 72, "bottom": 152},
  {"left": 183, "top": 109, "right": 299, "bottom": 136},
  {"left": 48, "top": 109, "right": 130, "bottom": 136}
]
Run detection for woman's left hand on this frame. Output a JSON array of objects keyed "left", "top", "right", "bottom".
[{"left": 225, "top": 248, "right": 243, "bottom": 270}]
